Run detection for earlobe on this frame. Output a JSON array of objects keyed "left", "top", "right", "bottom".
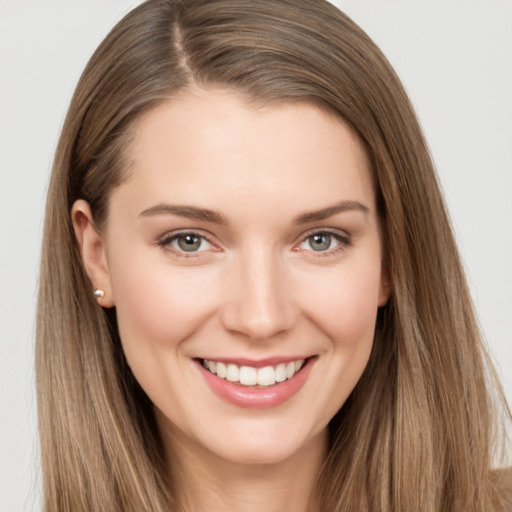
[{"left": 71, "top": 199, "right": 115, "bottom": 308}]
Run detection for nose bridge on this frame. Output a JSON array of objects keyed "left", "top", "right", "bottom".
[{"left": 221, "top": 243, "right": 296, "bottom": 341}]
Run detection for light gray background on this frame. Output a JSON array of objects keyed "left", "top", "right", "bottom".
[{"left": 1, "top": 1, "right": 511, "bottom": 510}]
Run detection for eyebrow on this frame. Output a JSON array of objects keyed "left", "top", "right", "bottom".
[
  {"left": 138, "top": 200, "right": 369, "bottom": 225},
  {"left": 292, "top": 200, "right": 369, "bottom": 224},
  {"left": 139, "top": 204, "right": 227, "bottom": 224}
]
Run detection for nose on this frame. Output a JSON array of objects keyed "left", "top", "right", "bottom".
[{"left": 220, "top": 247, "right": 297, "bottom": 341}]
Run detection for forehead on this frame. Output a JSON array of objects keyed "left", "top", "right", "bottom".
[{"left": 114, "top": 87, "right": 375, "bottom": 220}]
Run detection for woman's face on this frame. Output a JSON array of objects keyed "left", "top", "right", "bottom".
[{"left": 83, "top": 88, "right": 389, "bottom": 465}]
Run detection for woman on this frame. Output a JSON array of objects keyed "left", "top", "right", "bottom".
[{"left": 37, "top": 0, "right": 511, "bottom": 510}]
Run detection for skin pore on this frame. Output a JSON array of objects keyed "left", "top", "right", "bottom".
[{"left": 72, "top": 88, "right": 390, "bottom": 512}]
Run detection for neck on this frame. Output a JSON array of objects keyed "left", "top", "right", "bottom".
[{"left": 164, "top": 427, "right": 328, "bottom": 512}]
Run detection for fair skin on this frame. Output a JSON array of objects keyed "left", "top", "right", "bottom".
[{"left": 73, "top": 88, "right": 390, "bottom": 512}]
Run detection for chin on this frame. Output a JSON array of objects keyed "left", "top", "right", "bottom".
[{"left": 192, "top": 416, "right": 327, "bottom": 467}]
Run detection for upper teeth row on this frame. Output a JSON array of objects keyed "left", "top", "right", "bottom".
[{"left": 203, "top": 359, "right": 305, "bottom": 387}]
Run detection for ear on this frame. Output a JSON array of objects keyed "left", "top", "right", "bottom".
[
  {"left": 71, "top": 199, "right": 115, "bottom": 308},
  {"left": 378, "top": 258, "right": 392, "bottom": 307}
]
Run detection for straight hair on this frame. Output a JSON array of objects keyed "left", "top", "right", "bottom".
[{"left": 37, "top": 0, "right": 511, "bottom": 510}]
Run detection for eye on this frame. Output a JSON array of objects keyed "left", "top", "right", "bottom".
[
  {"left": 159, "top": 232, "right": 213, "bottom": 254},
  {"left": 304, "top": 233, "right": 335, "bottom": 252},
  {"left": 296, "top": 230, "right": 350, "bottom": 254}
]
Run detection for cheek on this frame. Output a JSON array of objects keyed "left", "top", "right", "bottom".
[
  {"left": 108, "top": 246, "right": 219, "bottom": 351},
  {"left": 282, "top": 257, "right": 382, "bottom": 430},
  {"left": 302, "top": 257, "right": 382, "bottom": 346}
]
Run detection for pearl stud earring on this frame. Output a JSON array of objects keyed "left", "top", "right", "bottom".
[{"left": 93, "top": 289, "right": 105, "bottom": 299}]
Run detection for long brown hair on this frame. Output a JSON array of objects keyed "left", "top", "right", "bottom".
[{"left": 37, "top": 0, "right": 511, "bottom": 510}]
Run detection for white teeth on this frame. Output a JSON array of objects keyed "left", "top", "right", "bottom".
[
  {"left": 275, "top": 364, "right": 287, "bottom": 382},
  {"left": 202, "top": 358, "right": 306, "bottom": 387},
  {"left": 208, "top": 360, "right": 217, "bottom": 374},
  {"left": 216, "top": 362, "right": 227, "bottom": 378},
  {"left": 226, "top": 364, "right": 239, "bottom": 382},
  {"left": 257, "top": 366, "right": 276, "bottom": 386},
  {"left": 239, "top": 366, "right": 257, "bottom": 386}
]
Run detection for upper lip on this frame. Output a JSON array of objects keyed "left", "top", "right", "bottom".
[{"left": 196, "top": 355, "right": 314, "bottom": 368}]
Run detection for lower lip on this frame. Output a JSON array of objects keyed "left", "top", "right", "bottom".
[{"left": 196, "top": 357, "right": 316, "bottom": 409}]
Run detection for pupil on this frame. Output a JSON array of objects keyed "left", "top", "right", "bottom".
[
  {"left": 311, "top": 233, "right": 331, "bottom": 251},
  {"left": 178, "top": 234, "right": 201, "bottom": 252}
]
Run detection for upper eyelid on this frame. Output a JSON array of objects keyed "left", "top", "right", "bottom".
[
  {"left": 297, "top": 227, "right": 351, "bottom": 242},
  {"left": 301, "top": 227, "right": 349, "bottom": 236},
  {"left": 159, "top": 229, "right": 215, "bottom": 243}
]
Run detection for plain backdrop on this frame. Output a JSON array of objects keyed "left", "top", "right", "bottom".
[{"left": 1, "top": 1, "right": 511, "bottom": 510}]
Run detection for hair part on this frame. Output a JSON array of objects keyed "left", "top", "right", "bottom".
[{"left": 37, "top": 0, "right": 511, "bottom": 510}]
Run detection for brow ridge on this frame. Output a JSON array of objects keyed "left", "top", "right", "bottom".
[
  {"left": 139, "top": 200, "right": 368, "bottom": 225},
  {"left": 293, "top": 200, "right": 369, "bottom": 224},
  {"left": 139, "top": 204, "right": 227, "bottom": 224}
]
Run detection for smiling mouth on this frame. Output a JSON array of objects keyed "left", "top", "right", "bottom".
[{"left": 199, "top": 358, "right": 309, "bottom": 387}]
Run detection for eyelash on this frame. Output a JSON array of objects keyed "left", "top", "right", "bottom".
[{"left": 157, "top": 228, "right": 351, "bottom": 258}]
